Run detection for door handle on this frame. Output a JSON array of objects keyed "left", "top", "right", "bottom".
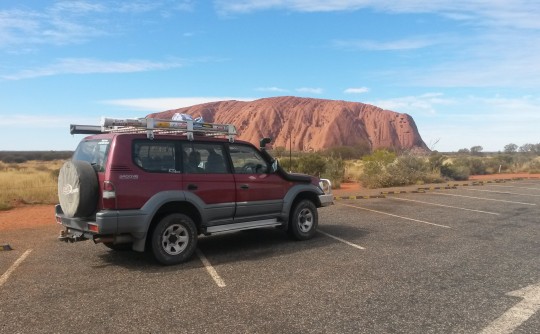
[
  {"left": 187, "top": 184, "right": 198, "bottom": 190},
  {"left": 240, "top": 184, "right": 249, "bottom": 189}
]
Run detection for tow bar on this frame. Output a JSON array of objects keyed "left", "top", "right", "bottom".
[{"left": 58, "top": 229, "right": 87, "bottom": 243}]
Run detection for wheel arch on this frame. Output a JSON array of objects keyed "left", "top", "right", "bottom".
[
  {"left": 282, "top": 185, "right": 321, "bottom": 225},
  {"left": 148, "top": 201, "right": 203, "bottom": 237}
]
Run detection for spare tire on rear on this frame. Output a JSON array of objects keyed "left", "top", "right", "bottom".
[{"left": 58, "top": 160, "right": 98, "bottom": 218}]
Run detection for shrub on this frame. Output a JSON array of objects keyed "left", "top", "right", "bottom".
[
  {"left": 359, "top": 150, "right": 442, "bottom": 188},
  {"left": 440, "top": 163, "right": 470, "bottom": 180},
  {"left": 322, "top": 156, "right": 345, "bottom": 188},
  {"left": 297, "top": 153, "right": 327, "bottom": 177},
  {"left": 323, "top": 144, "right": 371, "bottom": 160}
]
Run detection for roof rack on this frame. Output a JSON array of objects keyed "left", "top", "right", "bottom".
[{"left": 70, "top": 117, "right": 237, "bottom": 142}]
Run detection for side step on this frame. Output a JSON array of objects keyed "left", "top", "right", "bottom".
[{"left": 205, "top": 219, "right": 282, "bottom": 234}]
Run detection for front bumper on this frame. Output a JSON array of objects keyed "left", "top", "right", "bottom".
[
  {"left": 318, "top": 179, "right": 334, "bottom": 207},
  {"left": 319, "top": 194, "right": 334, "bottom": 207}
]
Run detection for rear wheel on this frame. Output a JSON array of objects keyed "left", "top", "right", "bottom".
[
  {"left": 150, "top": 213, "right": 197, "bottom": 265},
  {"left": 288, "top": 200, "right": 318, "bottom": 240}
]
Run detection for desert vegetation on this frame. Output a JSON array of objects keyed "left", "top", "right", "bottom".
[
  {"left": 1, "top": 143, "right": 539, "bottom": 210},
  {"left": 0, "top": 151, "right": 72, "bottom": 163},
  {"left": 272, "top": 142, "right": 540, "bottom": 189},
  {"left": 0, "top": 160, "right": 64, "bottom": 210}
]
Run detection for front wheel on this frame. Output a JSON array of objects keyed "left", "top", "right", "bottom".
[
  {"left": 288, "top": 200, "right": 318, "bottom": 240},
  {"left": 150, "top": 213, "right": 198, "bottom": 265}
]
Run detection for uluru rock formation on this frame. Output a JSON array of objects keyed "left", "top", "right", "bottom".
[{"left": 148, "top": 96, "right": 429, "bottom": 152}]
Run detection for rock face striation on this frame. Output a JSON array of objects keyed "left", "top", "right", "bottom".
[{"left": 148, "top": 96, "right": 429, "bottom": 152}]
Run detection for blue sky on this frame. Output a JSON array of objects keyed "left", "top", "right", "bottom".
[{"left": 1, "top": 1, "right": 539, "bottom": 152}]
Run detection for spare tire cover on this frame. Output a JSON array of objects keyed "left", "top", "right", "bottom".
[{"left": 58, "top": 160, "right": 98, "bottom": 218}]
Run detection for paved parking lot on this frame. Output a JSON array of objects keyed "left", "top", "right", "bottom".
[{"left": 1, "top": 180, "right": 539, "bottom": 333}]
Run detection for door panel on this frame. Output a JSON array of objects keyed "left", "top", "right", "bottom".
[
  {"left": 229, "top": 144, "right": 285, "bottom": 222},
  {"left": 182, "top": 143, "right": 235, "bottom": 225}
]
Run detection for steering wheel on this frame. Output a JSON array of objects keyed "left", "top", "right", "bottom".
[{"left": 242, "top": 163, "right": 258, "bottom": 173}]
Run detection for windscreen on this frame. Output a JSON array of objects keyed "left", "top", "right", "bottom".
[{"left": 72, "top": 139, "right": 111, "bottom": 172}]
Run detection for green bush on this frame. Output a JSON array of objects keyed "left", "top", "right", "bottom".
[
  {"left": 440, "top": 163, "right": 470, "bottom": 180},
  {"left": 297, "top": 153, "right": 327, "bottom": 177},
  {"left": 322, "top": 156, "right": 345, "bottom": 188},
  {"left": 359, "top": 150, "right": 441, "bottom": 188}
]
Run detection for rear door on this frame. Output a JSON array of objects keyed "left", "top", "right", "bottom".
[
  {"left": 181, "top": 142, "right": 236, "bottom": 226},
  {"left": 229, "top": 143, "right": 286, "bottom": 223}
]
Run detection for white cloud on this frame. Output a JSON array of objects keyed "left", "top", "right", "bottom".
[
  {"left": 1, "top": 58, "right": 185, "bottom": 80},
  {"left": 369, "top": 93, "right": 455, "bottom": 115},
  {"left": 215, "top": 1, "right": 540, "bottom": 29},
  {"left": 372, "top": 93, "right": 540, "bottom": 151},
  {"left": 0, "top": 114, "right": 95, "bottom": 128},
  {"left": 332, "top": 37, "right": 438, "bottom": 51},
  {"left": 296, "top": 87, "right": 323, "bottom": 94},
  {"left": 0, "top": 7, "right": 105, "bottom": 48},
  {"left": 344, "top": 87, "right": 369, "bottom": 94},
  {"left": 255, "top": 86, "right": 289, "bottom": 92},
  {"left": 102, "top": 97, "right": 256, "bottom": 112},
  {"left": 0, "top": 1, "right": 195, "bottom": 49}
]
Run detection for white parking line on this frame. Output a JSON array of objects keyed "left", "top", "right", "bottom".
[
  {"left": 318, "top": 230, "right": 366, "bottom": 250},
  {"left": 0, "top": 249, "right": 33, "bottom": 288},
  {"left": 506, "top": 181, "right": 540, "bottom": 186},
  {"left": 487, "top": 184, "right": 540, "bottom": 191},
  {"left": 388, "top": 196, "right": 500, "bottom": 216},
  {"left": 464, "top": 188, "right": 540, "bottom": 197},
  {"left": 196, "top": 249, "right": 226, "bottom": 288},
  {"left": 432, "top": 192, "right": 537, "bottom": 206},
  {"left": 480, "top": 282, "right": 540, "bottom": 334},
  {"left": 338, "top": 203, "right": 451, "bottom": 229}
]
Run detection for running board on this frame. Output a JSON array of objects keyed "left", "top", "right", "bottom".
[{"left": 205, "top": 219, "right": 282, "bottom": 234}]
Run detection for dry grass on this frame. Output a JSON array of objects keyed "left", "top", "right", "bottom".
[{"left": 0, "top": 160, "right": 65, "bottom": 210}]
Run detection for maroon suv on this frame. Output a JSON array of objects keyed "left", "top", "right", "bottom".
[{"left": 56, "top": 117, "right": 333, "bottom": 265}]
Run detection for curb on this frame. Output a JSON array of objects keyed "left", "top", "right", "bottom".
[
  {"left": 417, "top": 186, "right": 457, "bottom": 191},
  {"left": 380, "top": 190, "right": 426, "bottom": 195},
  {"left": 334, "top": 195, "right": 386, "bottom": 200},
  {"left": 333, "top": 177, "right": 536, "bottom": 201}
]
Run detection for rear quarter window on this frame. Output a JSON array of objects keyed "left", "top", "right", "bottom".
[
  {"left": 133, "top": 140, "right": 177, "bottom": 172},
  {"left": 73, "top": 139, "right": 111, "bottom": 172}
]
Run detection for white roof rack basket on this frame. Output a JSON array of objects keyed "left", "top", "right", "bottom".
[{"left": 70, "top": 117, "right": 237, "bottom": 142}]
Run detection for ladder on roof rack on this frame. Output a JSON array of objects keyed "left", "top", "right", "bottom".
[{"left": 70, "top": 117, "right": 237, "bottom": 142}]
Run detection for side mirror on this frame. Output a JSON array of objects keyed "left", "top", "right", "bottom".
[{"left": 260, "top": 137, "right": 272, "bottom": 150}]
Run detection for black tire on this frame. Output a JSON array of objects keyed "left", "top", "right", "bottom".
[
  {"left": 288, "top": 200, "right": 318, "bottom": 240},
  {"left": 103, "top": 242, "right": 132, "bottom": 251},
  {"left": 150, "top": 213, "right": 197, "bottom": 265},
  {"left": 58, "top": 160, "right": 98, "bottom": 218}
]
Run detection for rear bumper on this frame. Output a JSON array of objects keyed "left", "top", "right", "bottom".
[{"left": 55, "top": 204, "right": 149, "bottom": 239}]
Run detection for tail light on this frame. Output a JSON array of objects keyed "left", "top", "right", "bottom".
[{"left": 102, "top": 181, "right": 116, "bottom": 209}]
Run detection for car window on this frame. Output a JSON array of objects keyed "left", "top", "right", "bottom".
[
  {"left": 133, "top": 141, "right": 177, "bottom": 173},
  {"left": 229, "top": 144, "right": 269, "bottom": 174},
  {"left": 73, "top": 139, "right": 110, "bottom": 172},
  {"left": 182, "top": 143, "right": 228, "bottom": 174}
]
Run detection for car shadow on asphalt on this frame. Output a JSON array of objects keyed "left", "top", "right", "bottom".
[{"left": 95, "top": 225, "right": 370, "bottom": 272}]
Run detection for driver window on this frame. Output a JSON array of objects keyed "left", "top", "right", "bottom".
[{"left": 229, "top": 144, "right": 269, "bottom": 174}]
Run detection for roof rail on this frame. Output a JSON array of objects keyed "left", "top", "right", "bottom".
[{"left": 70, "top": 117, "right": 237, "bottom": 142}]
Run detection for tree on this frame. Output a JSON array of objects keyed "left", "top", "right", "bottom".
[
  {"left": 297, "top": 153, "right": 326, "bottom": 177},
  {"left": 504, "top": 143, "right": 518, "bottom": 153},
  {"left": 470, "top": 146, "right": 483, "bottom": 156},
  {"left": 457, "top": 148, "right": 470, "bottom": 154}
]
